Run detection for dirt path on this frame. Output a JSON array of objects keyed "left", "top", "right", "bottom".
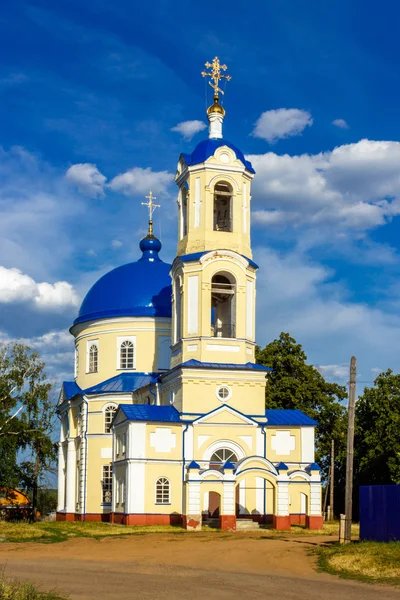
[{"left": 1, "top": 532, "right": 399, "bottom": 599}]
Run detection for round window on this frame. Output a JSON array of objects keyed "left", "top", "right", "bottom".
[{"left": 216, "top": 385, "right": 232, "bottom": 401}]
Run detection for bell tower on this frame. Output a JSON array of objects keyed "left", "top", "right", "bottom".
[{"left": 170, "top": 58, "right": 258, "bottom": 368}]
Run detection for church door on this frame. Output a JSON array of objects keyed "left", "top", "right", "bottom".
[{"left": 208, "top": 491, "right": 221, "bottom": 517}]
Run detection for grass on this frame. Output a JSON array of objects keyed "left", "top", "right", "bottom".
[
  {"left": 318, "top": 540, "right": 400, "bottom": 585},
  {"left": 0, "top": 520, "right": 360, "bottom": 544},
  {"left": 0, "top": 575, "right": 67, "bottom": 599}
]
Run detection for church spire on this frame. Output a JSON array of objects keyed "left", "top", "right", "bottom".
[
  {"left": 201, "top": 57, "right": 231, "bottom": 140},
  {"left": 141, "top": 191, "right": 160, "bottom": 237}
]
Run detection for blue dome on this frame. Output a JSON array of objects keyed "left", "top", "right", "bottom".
[
  {"left": 73, "top": 235, "right": 172, "bottom": 325},
  {"left": 181, "top": 139, "right": 255, "bottom": 174}
]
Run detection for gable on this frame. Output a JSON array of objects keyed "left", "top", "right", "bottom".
[{"left": 194, "top": 405, "right": 258, "bottom": 427}]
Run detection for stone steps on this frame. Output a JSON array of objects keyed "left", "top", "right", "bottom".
[{"left": 235, "top": 520, "right": 260, "bottom": 530}]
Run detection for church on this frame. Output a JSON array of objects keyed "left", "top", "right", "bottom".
[{"left": 56, "top": 58, "right": 323, "bottom": 531}]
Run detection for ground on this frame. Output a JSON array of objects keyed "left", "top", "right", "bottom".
[{"left": 1, "top": 530, "right": 400, "bottom": 600}]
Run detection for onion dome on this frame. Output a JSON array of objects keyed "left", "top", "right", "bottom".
[{"left": 73, "top": 235, "right": 172, "bottom": 326}]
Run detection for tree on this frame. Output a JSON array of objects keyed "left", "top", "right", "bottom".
[
  {"left": 355, "top": 369, "right": 400, "bottom": 486},
  {"left": 256, "top": 332, "right": 348, "bottom": 474},
  {"left": 0, "top": 342, "right": 57, "bottom": 519}
]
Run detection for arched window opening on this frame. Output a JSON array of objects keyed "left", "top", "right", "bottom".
[
  {"left": 181, "top": 186, "right": 188, "bottom": 237},
  {"left": 88, "top": 344, "right": 98, "bottom": 373},
  {"left": 174, "top": 277, "right": 182, "bottom": 342},
  {"left": 120, "top": 340, "right": 134, "bottom": 369},
  {"left": 210, "top": 448, "right": 238, "bottom": 467},
  {"left": 213, "top": 182, "right": 233, "bottom": 232},
  {"left": 155, "top": 477, "right": 170, "bottom": 504},
  {"left": 104, "top": 405, "right": 117, "bottom": 434},
  {"left": 211, "top": 273, "right": 236, "bottom": 338}
]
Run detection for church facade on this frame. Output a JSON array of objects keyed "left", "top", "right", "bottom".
[{"left": 56, "top": 58, "right": 323, "bottom": 530}]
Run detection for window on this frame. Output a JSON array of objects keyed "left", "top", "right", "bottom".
[
  {"left": 102, "top": 464, "right": 112, "bottom": 503},
  {"left": 210, "top": 448, "right": 238, "bottom": 465},
  {"left": 155, "top": 477, "right": 170, "bottom": 504},
  {"left": 119, "top": 340, "right": 135, "bottom": 369},
  {"left": 74, "top": 346, "right": 79, "bottom": 378},
  {"left": 213, "top": 181, "right": 233, "bottom": 232},
  {"left": 216, "top": 385, "right": 232, "bottom": 401},
  {"left": 211, "top": 272, "right": 236, "bottom": 338},
  {"left": 104, "top": 405, "right": 117, "bottom": 433},
  {"left": 88, "top": 342, "right": 98, "bottom": 373}
]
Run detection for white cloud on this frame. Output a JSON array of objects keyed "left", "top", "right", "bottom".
[
  {"left": 317, "top": 364, "right": 349, "bottom": 380},
  {"left": 332, "top": 118, "right": 349, "bottom": 129},
  {"left": 171, "top": 120, "right": 207, "bottom": 140},
  {"left": 248, "top": 139, "right": 400, "bottom": 231},
  {"left": 108, "top": 167, "right": 173, "bottom": 197},
  {"left": 0, "top": 266, "right": 80, "bottom": 312},
  {"left": 65, "top": 163, "right": 106, "bottom": 197},
  {"left": 111, "top": 239, "right": 123, "bottom": 248},
  {"left": 252, "top": 108, "right": 313, "bottom": 143}
]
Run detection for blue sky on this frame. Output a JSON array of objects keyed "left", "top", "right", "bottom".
[{"left": 1, "top": 0, "right": 400, "bottom": 388}]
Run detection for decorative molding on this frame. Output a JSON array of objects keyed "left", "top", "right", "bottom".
[
  {"left": 150, "top": 428, "right": 177, "bottom": 453},
  {"left": 271, "top": 431, "right": 296, "bottom": 456},
  {"left": 206, "top": 344, "right": 240, "bottom": 352}
]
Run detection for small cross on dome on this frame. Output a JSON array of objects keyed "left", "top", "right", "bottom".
[{"left": 142, "top": 191, "right": 160, "bottom": 236}]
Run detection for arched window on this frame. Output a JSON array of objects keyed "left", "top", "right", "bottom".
[
  {"left": 174, "top": 277, "right": 182, "bottom": 343},
  {"left": 211, "top": 272, "right": 236, "bottom": 338},
  {"left": 155, "top": 477, "right": 170, "bottom": 504},
  {"left": 120, "top": 340, "right": 134, "bottom": 369},
  {"left": 88, "top": 344, "right": 98, "bottom": 373},
  {"left": 210, "top": 448, "right": 238, "bottom": 465},
  {"left": 104, "top": 404, "right": 117, "bottom": 434},
  {"left": 213, "top": 181, "right": 233, "bottom": 232}
]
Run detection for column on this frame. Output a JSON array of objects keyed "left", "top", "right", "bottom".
[
  {"left": 307, "top": 478, "right": 323, "bottom": 530},
  {"left": 220, "top": 480, "right": 236, "bottom": 530},
  {"left": 184, "top": 481, "right": 201, "bottom": 530},
  {"left": 57, "top": 443, "right": 66, "bottom": 512},
  {"left": 274, "top": 479, "right": 291, "bottom": 530},
  {"left": 65, "top": 438, "right": 76, "bottom": 517}
]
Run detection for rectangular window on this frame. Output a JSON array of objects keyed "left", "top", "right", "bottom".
[{"left": 102, "top": 464, "right": 112, "bottom": 504}]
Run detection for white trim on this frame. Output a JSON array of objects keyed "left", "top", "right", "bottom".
[
  {"left": 202, "top": 439, "right": 245, "bottom": 462},
  {"left": 207, "top": 172, "right": 240, "bottom": 192},
  {"left": 117, "top": 336, "right": 136, "bottom": 370},
  {"left": 187, "top": 276, "right": 199, "bottom": 335},
  {"left": 127, "top": 462, "right": 145, "bottom": 513},
  {"left": 242, "top": 181, "right": 247, "bottom": 234},
  {"left": 199, "top": 250, "right": 249, "bottom": 268},
  {"left": 236, "top": 456, "right": 278, "bottom": 476},
  {"left": 301, "top": 427, "right": 315, "bottom": 463},
  {"left": 206, "top": 344, "right": 240, "bottom": 352},
  {"left": 246, "top": 280, "right": 253, "bottom": 340},
  {"left": 194, "top": 177, "right": 201, "bottom": 228},
  {"left": 193, "top": 404, "right": 258, "bottom": 426}
]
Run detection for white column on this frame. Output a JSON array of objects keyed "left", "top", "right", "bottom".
[
  {"left": 65, "top": 438, "right": 76, "bottom": 514},
  {"left": 208, "top": 112, "right": 224, "bottom": 139},
  {"left": 276, "top": 480, "right": 289, "bottom": 516},
  {"left": 309, "top": 482, "right": 322, "bottom": 515},
  {"left": 238, "top": 479, "right": 246, "bottom": 515},
  {"left": 222, "top": 482, "right": 235, "bottom": 515},
  {"left": 57, "top": 444, "right": 66, "bottom": 512}
]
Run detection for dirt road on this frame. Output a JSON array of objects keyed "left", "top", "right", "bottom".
[{"left": 1, "top": 532, "right": 399, "bottom": 599}]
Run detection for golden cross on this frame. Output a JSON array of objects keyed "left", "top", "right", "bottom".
[
  {"left": 201, "top": 56, "right": 231, "bottom": 101},
  {"left": 142, "top": 191, "right": 160, "bottom": 236}
]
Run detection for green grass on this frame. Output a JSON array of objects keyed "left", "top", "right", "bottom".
[
  {"left": 0, "top": 521, "right": 186, "bottom": 544},
  {"left": 318, "top": 540, "right": 400, "bottom": 585},
  {"left": 0, "top": 575, "right": 67, "bottom": 599}
]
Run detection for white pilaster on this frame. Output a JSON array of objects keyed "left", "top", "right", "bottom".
[
  {"left": 222, "top": 481, "right": 236, "bottom": 515},
  {"left": 57, "top": 444, "right": 66, "bottom": 512},
  {"left": 301, "top": 427, "right": 315, "bottom": 463},
  {"left": 276, "top": 479, "right": 289, "bottom": 516},
  {"left": 65, "top": 438, "right": 76, "bottom": 514},
  {"left": 187, "top": 481, "right": 201, "bottom": 514},
  {"left": 127, "top": 462, "right": 145, "bottom": 513},
  {"left": 309, "top": 482, "right": 322, "bottom": 516}
]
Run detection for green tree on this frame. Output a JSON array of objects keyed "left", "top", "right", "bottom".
[
  {"left": 355, "top": 369, "right": 400, "bottom": 485},
  {"left": 0, "top": 342, "right": 57, "bottom": 518},
  {"left": 256, "top": 332, "right": 348, "bottom": 473}
]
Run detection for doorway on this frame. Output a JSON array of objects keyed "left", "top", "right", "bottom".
[{"left": 208, "top": 491, "right": 221, "bottom": 518}]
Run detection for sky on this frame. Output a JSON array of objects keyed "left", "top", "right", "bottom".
[{"left": 1, "top": 0, "right": 400, "bottom": 392}]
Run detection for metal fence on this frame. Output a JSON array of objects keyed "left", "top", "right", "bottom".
[{"left": 360, "top": 484, "right": 400, "bottom": 542}]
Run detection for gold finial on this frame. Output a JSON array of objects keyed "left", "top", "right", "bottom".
[
  {"left": 141, "top": 191, "right": 160, "bottom": 236},
  {"left": 201, "top": 57, "right": 231, "bottom": 113}
]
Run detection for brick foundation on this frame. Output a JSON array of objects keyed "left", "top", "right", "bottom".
[
  {"left": 289, "top": 514, "right": 307, "bottom": 526},
  {"left": 56, "top": 512, "right": 111, "bottom": 523},
  {"left": 111, "top": 513, "right": 182, "bottom": 526},
  {"left": 219, "top": 515, "right": 236, "bottom": 530},
  {"left": 306, "top": 515, "right": 324, "bottom": 530},
  {"left": 273, "top": 515, "right": 291, "bottom": 530}
]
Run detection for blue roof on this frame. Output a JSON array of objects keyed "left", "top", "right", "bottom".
[
  {"left": 187, "top": 460, "right": 201, "bottom": 469},
  {"left": 181, "top": 139, "right": 255, "bottom": 174},
  {"left": 168, "top": 359, "right": 272, "bottom": 373},
  {"left": 84, "top": 373, "right": 159, "bottom": 395},
  {"left": 265, "top": 409, "right": 318, "bottom": 426},
  {"left": 223, "top": 461, "right": 236, "bottom": 471},
  {"left": 73, "top": 236, "right": 172, "bottom": 326},
  {"left": 62, "top": 381, "right": 82, "bottom": 400},
  {"left": 177, "top": 251, "right": 259, "bottom": 270},
  {"left": 119, "top": 404, "right": 181, "bottom": 423},
  {"left": 307, "top": 462, "right": 321, "bottom": 471},
  {"left": 276, "top": 462, "right": 289, "bottom": 470}
]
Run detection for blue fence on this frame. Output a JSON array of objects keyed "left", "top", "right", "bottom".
[{"left": 360, "top": 485, "right": 400, "bottom": 542}]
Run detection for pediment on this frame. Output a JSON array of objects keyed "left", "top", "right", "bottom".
[{"left": 193, "top": 405, "right": 258, "bottom": 427}]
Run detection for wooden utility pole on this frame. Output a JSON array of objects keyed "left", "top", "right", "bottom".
[
  {"left": 344, "top": 356, "right": 356, "bottom": 543},
  {"left": 330, "top": 438, "right": 335, "bottom": 520}
]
